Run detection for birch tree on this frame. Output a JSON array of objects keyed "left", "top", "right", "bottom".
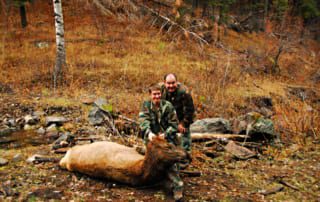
[
  {"left": 53, "top": 0, "right": 66, "bottom": 90},
  {"left": 0, "top": 0, "right": 8, "bottom": 66}
]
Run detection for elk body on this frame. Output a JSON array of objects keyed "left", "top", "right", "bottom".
[{"left": 59, "top": 137, "right": 188, "bottom": 185}]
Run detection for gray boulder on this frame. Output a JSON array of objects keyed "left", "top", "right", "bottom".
[
  {"left": 12, "top": 154, "right": 23, "bottom": 162},
  {"left": 0, "top": 125, "right": 14, "bottom": 136},
  {"left": 24, "top": 114, "right": 40, "bottom": 125},
  {"left": 88, "top": 107, "right": 106, "bottom": 125},
  {"left": 3, "top": 118, "right": 16, "bottom": 127},
  {"left": 94, "top": 98, "right": 112, "bottom": 112},
  {"left": 190, "top": 118, "right": 232, "bottom": 133},
  {"left": 52, "top": 132, "right": 74, "bottom": 150},
  {"left": 232, "top": 112, "right": 276, "bottom": 139},
  {"left": 45, "top": 116, "right": 68, "bottom": 126},
  {"left": 0, "top": 157, "right": 8, "bottom": 166},
  {"left": 249, "top": 117, "right": 275, "bottom": 137}
]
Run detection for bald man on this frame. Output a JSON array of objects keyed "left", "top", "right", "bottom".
[{"left": 160, "top": 73, "right": 195, "bottom": 166}]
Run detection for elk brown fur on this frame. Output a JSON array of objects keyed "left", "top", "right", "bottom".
[{"left": 59, "top": 137, "right": 188, "bottom": 185}]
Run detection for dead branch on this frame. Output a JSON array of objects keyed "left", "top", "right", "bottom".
[
  {"left": 92, "top": 0, "right": 114, "bottom": 16},
  {"left": 139, "top": 4, "right": 209, "bottom": 45},
  {"left": 148, "top": 0, "right": 172, "bottom": 8},
  {"left": 116, "top": 114, "right": 139, "bottom": 124},
  {"left": 180, "top": 170, "right": 202, "bottom": 177},
  {"left": 279, "top": 179, "right": 299, "bottom": 191}
]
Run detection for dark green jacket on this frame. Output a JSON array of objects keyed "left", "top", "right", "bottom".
[
  {"left": 139, "top": 99, "right": 178, "bottom": 144},
  {"left": 160, "top": 83, "right": 195, "bottom": 128}
]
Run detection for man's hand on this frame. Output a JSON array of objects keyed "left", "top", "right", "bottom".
[
  {"left": 159, "top": 133, "right": 165, "bottom": 139},
  {"left": 148, "top": 132, "right": 156, "bottom": 141},
  {"left": 178, "top": 123, "right": 186, "bottom": 133}
]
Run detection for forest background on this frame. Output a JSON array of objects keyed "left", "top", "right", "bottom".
[{"left": 0, "top": 0, "right": 320, "bottom": 201}]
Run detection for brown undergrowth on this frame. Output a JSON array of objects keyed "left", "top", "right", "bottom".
[{"left": 1, "top": 1, "right": 319, "bottom": 147}]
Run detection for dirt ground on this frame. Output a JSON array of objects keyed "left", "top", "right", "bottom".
[{"left": 1, "top": 94, "right": 319, "bottom": 202}]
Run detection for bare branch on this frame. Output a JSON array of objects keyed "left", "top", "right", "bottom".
[{"left": 140, "top": 4, "right": 209, "bottom": 45}]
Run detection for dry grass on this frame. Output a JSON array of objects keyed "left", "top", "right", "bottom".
[{"left": 1, "top": 0, "right": 319, "bottom": 146}]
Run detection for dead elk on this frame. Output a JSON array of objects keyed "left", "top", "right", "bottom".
[{"left": 59, "top": 137, "right": 189, "bottom": 185}]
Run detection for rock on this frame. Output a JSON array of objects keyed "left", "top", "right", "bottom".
[
  {"left": 26, "top": 155, "right": 59, "bottom": 164},
  {"left": 94, "top": 98, "right": 113, "bottom": 112},
  {"left": 224, "top": 141, "right": 256, "bottom": 159},
  {"left": 232, "top": 112, "right": 276, "bottom": 139},
  {"left": 46, "top": 124, "right": 58, "bottom": 132},
  {"left": 52, "top": 132, "right": 74, "bottom": 150},
  {"left": 249, "top": 117, "right": 276, "bottom": 138},
  {"left": 26, "top": 154, "right": 45, "bottom": 164},
  {"left": 190, "top": 118, "right": 231, "bottom": 133},
  {"left": 36, "top": 127, "right": 46, "bottom": 134},
  {"left": 88, "top": 107, "right": 105, "bottom": 125},
  {"left": 0, "top": 125, "right": 14, "bottom": 136},
  {"left": 0, "top": 157, "right": 9, "bottom": 166},
  {"left": 24, "top": 114, "right": 40, "bottom": 125},
  {"left": 45, "top": 131, "right": 60, "bottom": 142},
  {"left": 12, "top": 154, "right": 23, "bottom": 162},
  {"left": 259, "top": 184, "right": 284, "bottom": 195},
  {"left": 32, "top": 111, "right": 45, "bottom": 117},
  {"left": 24, "top": 124, "right": 36, "bottom": 130},
  {"left": 3, "top": 118, "right": 16, "bottom": 127},
  {"left": 45, "top": 116, "right": 68, "bottom": 126}
]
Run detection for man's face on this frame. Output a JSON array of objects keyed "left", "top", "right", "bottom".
[
  {"left": 151, "top": 90, "right": 161, "bottom": 105},
  {"left": 165, "top": 75, "right": 177, "bottom": 93}
]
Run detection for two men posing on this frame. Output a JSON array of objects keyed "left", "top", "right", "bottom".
[{"left": 139, "top": 73, "right": 195, "bottom": 201}]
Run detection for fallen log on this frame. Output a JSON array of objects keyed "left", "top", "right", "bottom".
[
  {"left": 190, "top": 133, "right": 249, "bottom": 141},
  {"left": 180, "top": 170, "right": 201, "bottom": 177}
]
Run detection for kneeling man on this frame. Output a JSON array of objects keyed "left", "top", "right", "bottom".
[{"left": 139, "top": 83, "right": 184, "bottom": 201}]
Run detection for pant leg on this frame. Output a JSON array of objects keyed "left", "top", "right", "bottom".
[
  {"left": 181, "top": 128, "right": 191, "bottom": 153},
  {"left": 167, "top": 163, "right": 183, "bottom": 192}
]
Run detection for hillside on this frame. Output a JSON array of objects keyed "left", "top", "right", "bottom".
[{"left": 0, "top": 0, "right": 319, "bottom": 201}]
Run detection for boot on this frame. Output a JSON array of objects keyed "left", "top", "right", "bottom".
[{"left": 173, "top": 189, "right": 183, "bottom": 201}]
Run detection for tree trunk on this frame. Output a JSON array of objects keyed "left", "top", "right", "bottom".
[
  {"left": 263, "top": 0, "right": 268, "bottom": 32},
  {"left": 53, "top": 0, "right": 66, "bottom": 91},
  {"left": 19, "top": 5, "right": 27, "bottom": 28}
]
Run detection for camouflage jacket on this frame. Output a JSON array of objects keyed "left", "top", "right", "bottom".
[
  {"left": 160, "top": 83, "right": 195, "bottom": 128},
  {"left": 139, "top": 100, "right": 178, "bottom": 144}
]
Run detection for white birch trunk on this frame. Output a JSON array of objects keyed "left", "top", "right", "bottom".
[
  {"left": 0, "top": 0, "right": 8, "bottom": 67},
  {"left": 53, "top": 0, "right": 66, "bottom": 90}
]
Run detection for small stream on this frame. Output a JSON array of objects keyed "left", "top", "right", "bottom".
[{"left": 0, "top": 130, "right": 50, "bottom": 149}]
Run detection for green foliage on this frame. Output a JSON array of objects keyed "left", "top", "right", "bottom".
[
  {"left": 299, "top": 0, "right": 320, "bottom": 20},
  {"left": 157, "top": 42, "right": 166, "bottom": 51},
  {"left": 100, "top": 104, "right": 113, "bottom": 113},
  {"left": 272, "top": 0, "right": 289, "bottom": 20},
  {"left": 11, "top": 0, "right": 30, "bottom": 7},
  {"left": 208, "top": 0, "right": 236, "bottom": 24}
]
